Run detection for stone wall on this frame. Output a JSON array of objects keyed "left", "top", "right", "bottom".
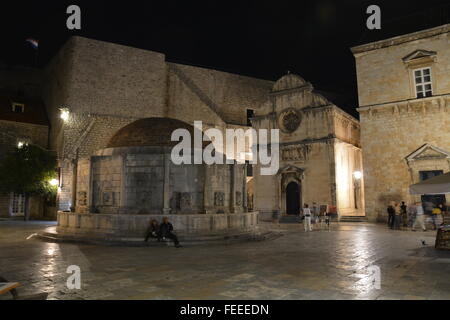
[
  {"left": 352, "top": 25, "right": 450, "bottom": 221},
  {"left": 358, "top": 101, "right": 450, "bottom": 221},
  {"left": 71, "top": 145, "right": 247, "bottom": 215},
  {"left": 352, "top": 24, "right": 450, "bottom": 107},
  {"left": 167, "top": 63, "right": 272, "bottom": 126},
  {"left": 57, "top": 211, "right": 259, "bottom": 237},
  {"left": 41, "top": 36, "right": 271, "bottom": 211},
  {"left": 334, "top": 140, "right": 365, "bottom": 216}
]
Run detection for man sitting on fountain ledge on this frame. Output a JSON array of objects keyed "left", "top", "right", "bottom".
[{"left": 160, "top": 217, "right": 182, "bottom": 248}]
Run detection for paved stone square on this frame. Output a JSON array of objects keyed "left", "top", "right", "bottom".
[{"left": 1, "top": 221, "right": 449, "bottom": 300}]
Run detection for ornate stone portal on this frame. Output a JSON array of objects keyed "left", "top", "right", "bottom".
[
  {"left": 277, "top": 165, "right": 305, "bottom": 215},
  {"left": 56, "top": 118, "right": 258, "bottom": 239}
]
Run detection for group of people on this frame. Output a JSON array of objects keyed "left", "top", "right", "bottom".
[
  {"left": 387, "top": 201, "right": 448, "bottom": 231},
  {"left": 144, "top": 217, "right": 182, "bottom": 248},
  {"left": 301, "top": 202, "right": 332, "bottom": 232}
]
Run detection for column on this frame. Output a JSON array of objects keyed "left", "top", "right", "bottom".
[
  {"left": 277, "top": 174, "right": 282, "bottom": 215},
  {"left": 118, "top": 155, "right": 127, "bottom": 214},
  {"left": 243, "top": 165, "right": 248, "bottom": 212},
  {"left": 163, "top": 153, "right": 171, "bottom": 214},
  {"left": 229, "top": 163, "right": 236, "bottom": 213}
]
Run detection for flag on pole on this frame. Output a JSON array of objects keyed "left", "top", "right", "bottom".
[{"left": 25, "top": 38, "right": 39, "bottom": 49}]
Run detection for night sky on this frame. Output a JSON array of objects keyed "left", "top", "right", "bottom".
[{"left": 1, "top": 0, "right": 449, "bottom": 116}]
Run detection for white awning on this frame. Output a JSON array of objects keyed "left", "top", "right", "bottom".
[{"left": 409, "top": 172, "right": 450, "bottom": 195}]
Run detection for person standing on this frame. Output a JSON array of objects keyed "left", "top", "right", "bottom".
[
  {"left": 303, "top": 204, "right": 312, "bottom": 232},
  {"left": 393, "top": 202, "right": 402, "bottom": 230},
  {"left": 400, "top": 201, "right": 408, "bottom": 228},
  {"left": 387, "top": 202, "right": 395, "bottom": 229},
  {"left": 412, "top": 202, "right": 427, "bottom": 232}
]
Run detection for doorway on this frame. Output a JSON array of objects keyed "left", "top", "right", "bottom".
[
  {"left": 286, "top": 181, "right": 300, "bottom": 215},
  {"left": 10, "top": 193, "right": 25, "bottom": 216},
  {"left": 419, "top": 170, "right": 446, "bottom": 208}
]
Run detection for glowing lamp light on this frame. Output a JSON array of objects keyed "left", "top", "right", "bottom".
[
  {"left": 60, "top": 107, "right": 70, "bottom": 121},
  {"left": 49, "top": 179, "right": 59, "bottom": 186},
  {"left": 17, "top": 141, "right": 24, "bottom": 148},
  {"left": 353, "top": 171, "right": 363, "bottom": 180}
]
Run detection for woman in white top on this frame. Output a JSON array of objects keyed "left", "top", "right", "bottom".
[{"left": 303, "top": 204, "right": 312, "bottom": 232}]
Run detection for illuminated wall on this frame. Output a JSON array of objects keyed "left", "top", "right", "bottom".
[{"left": 334, "top": 141, "right": 365, "bottom": 216}]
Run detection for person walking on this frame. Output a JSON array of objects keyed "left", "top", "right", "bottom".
[
  {"left": 324, "top": 209, "right": 331, "bottom": 230},
  {"left": 303, "top": 204, "right": 312, "bottom": 232},
  {"left": 408, "top": 203, "right": 416, "bottom": 228},
  {"left": 400, "top": 201, "right": 408, "bottom": 228},
  {"left": 412, "top": 202, "right": 427, "bottom": 232},
  {"left": 387, "top": 202, "right": 395, "bottom": 229},
  {"left": 312, "top": 202, "right": 320, "bottom": 230},
  {"left": 431, "top": 205, "right": 442, "bottom": 230}
]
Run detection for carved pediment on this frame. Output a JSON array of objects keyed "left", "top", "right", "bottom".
[
  {"left": 271, "top": 73, "right": 313, "bottom": 95},
  {"left": 277, "top": 165, "right": 305, "bottom": 175},
  {"left": 406, "top": 144, "right": 450, "bottom": 161},
  {"left": 281, "top": 144, "right": 311, "bottom": 161},
  {"left": 402, "top": 49, "right": 437, "bottom": 64}
]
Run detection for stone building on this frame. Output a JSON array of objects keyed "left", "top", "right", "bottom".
[
  {"left": 0, "top": 65, "right": 49, "bottom": 218},
  {"left": 352, "top": 24, "right": 450, "bottom": 222},
  {"left": 1, "top": 35, "right": 363, "bottom": 230},
  {"left": 252, "top": 74, "right": 364, "bottom": 221},
  {"left": 41, "top": 36, "right": 273, "bottom": 219}
]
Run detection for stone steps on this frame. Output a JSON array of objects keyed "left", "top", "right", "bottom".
[
  {"left": 0, "top": 217, "right": 25, "bottom": 221},
  {"left": 36, "top": 229, "right": 283, "bottom": 247},
  {"left": 279, "top": 215, "right": 302, "bottom": 223},
  {"left": 339, "top": 216, "right": 368, "bottom": 222}
]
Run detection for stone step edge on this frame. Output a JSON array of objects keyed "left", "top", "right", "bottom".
[{"left": 36, "top": 231, "right": 283, "bottom": 247}]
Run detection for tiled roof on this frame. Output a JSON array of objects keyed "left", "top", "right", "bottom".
[{"left": 0, "top": 95, "right": 49, "bottom": 126}]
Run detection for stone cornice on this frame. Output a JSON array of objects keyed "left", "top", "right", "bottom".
[
  {"left": 253, "top": 104, "right": 359, "bottom": 124},
  {"left": 351, "top": 24, "right": 450, "bottom": 55},
  {"left": 269, "top": 83, "right": 313, "bottom": 97},
  {"left": 357, "top": 93, "right": 450, "bottom": 114}
]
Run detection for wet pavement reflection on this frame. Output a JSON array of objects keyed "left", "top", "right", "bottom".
[{"left": 0, "top": 220, "right": 449, "bottom": 300}]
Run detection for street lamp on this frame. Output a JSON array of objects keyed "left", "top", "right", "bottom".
[
  {"left": 49, "top": 178, "right": 59, "bottom": 187},
  {"left": 60, "top": 107, "right": 70, "bottom": 121},
  {"left": 353, "top": 171, "right": 363, "bottom": 180}
]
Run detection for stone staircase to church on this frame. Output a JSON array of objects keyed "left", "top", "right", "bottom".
[
  {"left": 339, "top": 216, "right": 368, "bottom": 223},
  {"left": 279, "top": 215, "right": 302, "bottom": 223}
]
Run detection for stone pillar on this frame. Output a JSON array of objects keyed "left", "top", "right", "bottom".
[
  {"left": 230, "top": 163, "right": 238, "bottom": 213},
  {"left": 243, "top": 165, "right": 248, "bottom": 212},
  {"left": 203, "top": 165, "right": 212, "bottom": 214},
  {"left": 70, "top": 150, "right": 79, "bottom": 212},
  {"left": 118, "top": 155, "right": 127, "bottom": 214},
  {"left": 87, "top": 157, "right": 94, "bottom": 212},
  {"left": 163, "top": 153, "right": 171, "bottom": 214},
  {"left": 277, "top": 174, "right": 282, "bottom": 215}
]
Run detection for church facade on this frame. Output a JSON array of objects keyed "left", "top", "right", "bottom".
[
  {"left": 352, "top": 24, "right": 450, "bottom": 222},
  {"left": 252, "top": 74, "right": 364, "bottom": 220}
]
